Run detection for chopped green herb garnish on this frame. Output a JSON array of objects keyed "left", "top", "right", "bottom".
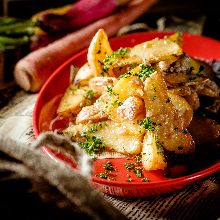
[
  {"left": 196, "top": 65, "right": 204, "bottom": 76},
  {"left": 103, "top": 161, "right": 116, "bottom": 171},
  {"left": 133, "top": 167, "right": 143, "bottom": 178},
  {"left": 124, "top": 162, "right": 135, "bottom": 170},
  {"left": 88, "top": 124, "right": 98, "bottom": 133},
  {"left": 141, "top": 178, "right": 149, "bottom": 182},
  {"left": 189, "top": 76, "right": 197, "bottom": 81},
  {"left": 166, "top": 98, "right": 171, "bottom": 103},
  {"left": 78, "top": 134, "right": 105, "bottom": 154},
  {"left": 118, "top": 64, "right": 156, "bottom": 82},
  {"left": 84, "top": 90, "right": 94, "bottom": 100},
  {"left": 137, "top": 117, "right": 159, "bottom": 132},
  {"left": 182, "top": 129, "right": 188, "bottom": 134}
]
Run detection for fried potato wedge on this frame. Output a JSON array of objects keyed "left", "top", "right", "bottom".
[
  {"left": 88, "top": 76, "right": 118, "bottom": 97},
  {"left": 75, "top": 105, "right": 108, "bottom": 124},
  {"left": 87, "top": 28, "right": 114, "bottom": 77},
  {"left": 112, "top": 72, "right": 144, "bottom": 102},
  {"left": 143, "top": 72, "right": 195, "bottom": 154},
  {"left": 57, "top": 85, "right": 97, "bottom": 119},
  {"left": 73, "top": 63, "right": 94, "bottom": 86},
  {"left": 117, "top": 96, "right": 146, "bottom": 120},
  {"left": 64, "top": 120, "right": 143, "bottom": 155},
  {"left": 104, "top": 38, "right": 183, "bottom": 69},
  {"left": 167, "top": 92, "right": 193, "bottom": 128},
  {"left": 96, "top": 93, "right": 145, "bottom": 136},
  {"left": 142, "top": 131, "right": 167, "bottom": 170}
]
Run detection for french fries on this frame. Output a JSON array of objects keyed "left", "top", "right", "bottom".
[{"left": 57, "top": 29, "right": 220, "bottom": 172}]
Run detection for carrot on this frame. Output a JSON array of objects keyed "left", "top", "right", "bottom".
[
  {"left": 13, "top": 0, "right": 158, "bottom": 92},
  {"left": 38, "top": 0, "right": 133, "bottom": 34}
]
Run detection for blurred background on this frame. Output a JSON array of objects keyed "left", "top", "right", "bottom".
[{"left": 1, "top": 0, "right": 220, "bottom": 40}]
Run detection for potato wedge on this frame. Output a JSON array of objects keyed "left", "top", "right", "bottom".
[
  {"left": 112, "top": 71, "right": 145, "bottom": 102},
  {"left": 64, "top": 120, "right": 143, "bottom": 155},
  {"left": 167, "top": 92, "right": 193, "bottom": 128},
  {"left": 73, "top": 63, "right": 94, "bottom": 85},
  {"left": 57, "top": 85, "right": 98, "bottom": 119},
  {"left": 142, "top": 131, "right": 167, "bottom": 170},
  {"left": 96, "top": 93, "right": 145, "bottom": 136},
  {"left": 143, "top": 71, "right": 195, "bottom": 154},
  {"left": 104, "top": 38, "right": 183, "bottom": 69},
  {"left": 88, "top": 76, "right": 118, "bottom": 97},
  {"left": 117, "top": 96, "right": 146, "bottom": 120},
  {"left": 87, "top": 28, "right": 114, "bottom": 77},
  {"left": 75, "top": 105, "right": 108, "bottom": 124}
]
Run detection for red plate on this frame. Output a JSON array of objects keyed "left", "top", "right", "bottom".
[{"left": 33, "top": 31, "right": 220, "bottom": 197}]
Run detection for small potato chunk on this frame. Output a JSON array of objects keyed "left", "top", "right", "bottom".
[
  {"left": 117, "top": 96, "right": 146, "bottom": 120},
  {"left": 142, "top": 131, "right": 167, "bottom": 170},
  {"left": 88, "top": 77, "right": 118, "bottom": 97},
  {"left": 167, "top": 92, "right": 193, "bottom": 128},
  {"left": 64, "top": 120, "right": 143, "bottom": 155},
  {"left": 87, "top": 28, "right": 114, "bottom": 77},
  {"left": 143, "top": 72, "right": 195, "bottom": 154},
  {"left": 74, "top": 63, "right": 94, "bottom": 85},
  {"left": 57, "top": 85, "right": 97, "bottom": 119},
  {"left": 75, "top": 105, "right": 108, "bottom": 124}
]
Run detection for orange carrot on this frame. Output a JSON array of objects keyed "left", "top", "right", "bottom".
[{"left": 14, "top": 0, "right": 158, "bottom": 92}]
